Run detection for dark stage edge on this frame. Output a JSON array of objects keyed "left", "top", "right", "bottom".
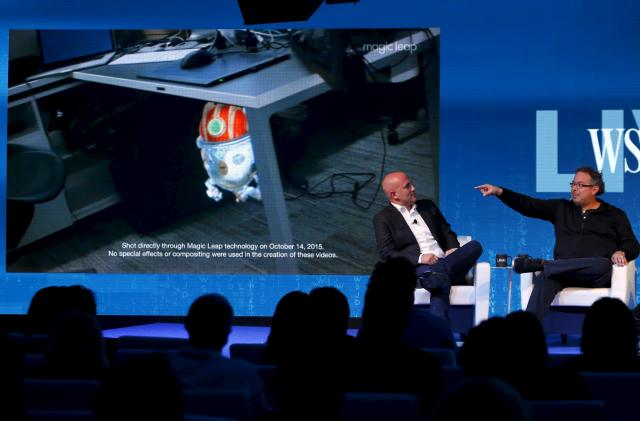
[{"left": 102, "top": 323, "right": 580, "bottom": 357}]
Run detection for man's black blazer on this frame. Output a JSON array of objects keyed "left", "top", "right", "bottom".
[{"left": 373, "top": 199, "right": 460, "bottom": 265}]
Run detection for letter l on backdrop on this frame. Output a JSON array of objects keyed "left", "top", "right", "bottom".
[{"left": 536, "top": 110, "right": 625, "bottom": 192}]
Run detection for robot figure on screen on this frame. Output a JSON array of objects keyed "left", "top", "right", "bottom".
[{"left": 196, "top": 102, "right": 262, "bottom": 203}]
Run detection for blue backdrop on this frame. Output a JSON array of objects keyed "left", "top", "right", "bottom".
[{"left": 1, "top": 0, "right": 639, "bottom": 316}]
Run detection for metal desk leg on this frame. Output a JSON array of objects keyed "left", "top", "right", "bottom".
[{"left": 245, "top": 107, "right": 298, "bottom": 274}]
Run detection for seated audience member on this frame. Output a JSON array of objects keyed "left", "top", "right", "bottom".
[
  {"left": 262, "top": 291, "right": 311, "bottom": 366},
  {"left": 503, "top": 311, "right": 550, "bottom": 398},
  {"left": 0, "top": 332, "right": 28, "bottom": 421},
  {"left": 432, "top": 378, "right": 531, "bottom": 421},
  {"left": 309, "top": 287, "right": 353, "bottom": 347},
  {"left": 169, "top": 294, "right": 265, "bottom": 415},
  {"left": 26, "top": 285, "right": 98, "bottom": 352},
  {"left": 564, "top": 297, "right": 640, "bottom": 372},
  {"left": 460, "top": 312, "right": 588, "bottom": 400},
  {"left": 401, "top": 306, "right": 457, "bottom": 351},
  {"left": 350, "top": 258, "right": 445, "bottom": 413},
  {"left": 42, "top": 310, "right": 109, "bottom": 379},
  {"left": 261, "top": 291, "right": 313, "bottom": 420},
  {"left": 274, "top": 287, "right": 356, "bottom": 421},
  {"left": 94, "top": 353, "right": 184, "bottom": 421},
  {"left": 459, "top": 318, "right": 509, "bottom": 379},
  {"left": 307, "top": 286, "right": 357, "bottom": 374},
  {"left": 27, "top": 285, "right": 97, "bottom": 332}
]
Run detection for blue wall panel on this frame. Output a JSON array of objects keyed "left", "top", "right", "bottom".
[{"left": 1, "top": 1, "right": 639, "bottom": 316}]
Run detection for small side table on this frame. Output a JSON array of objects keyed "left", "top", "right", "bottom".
[{"left": 491, "top": 266, "right": 514, "bottom": 315}]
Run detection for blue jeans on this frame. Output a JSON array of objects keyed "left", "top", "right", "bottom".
[{"left": 415, "top": 240, "right": 483, "bottom": 319}]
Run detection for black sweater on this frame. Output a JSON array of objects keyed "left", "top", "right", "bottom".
[{"left": 499, "top": 188, "right": 639, "bottom": 261}]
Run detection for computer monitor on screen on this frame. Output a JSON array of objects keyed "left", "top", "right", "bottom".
[{"left": 38, "top": 29, "right": 115, "bottom": 69}]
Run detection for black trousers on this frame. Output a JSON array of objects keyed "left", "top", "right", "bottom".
[{"left": 525, "top": 257, "right": 612, "bottom": 324}]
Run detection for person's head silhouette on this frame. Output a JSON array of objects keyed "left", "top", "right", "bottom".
[
  {"left": 309, "top": 286, "right": 350, "bottom": 342},
  {"left": 581, "top": 297, "right": 638, "bottom": 368},
  {"left": 184, "top": 293, "right": 233, "bottom": 350},
  {"left": 360, "top": 257, "right": 416, "bottom": 341}
]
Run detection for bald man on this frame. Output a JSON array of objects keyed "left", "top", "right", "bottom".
[{"left": 373, "top": 172, "right": 482, "bottom": 320}]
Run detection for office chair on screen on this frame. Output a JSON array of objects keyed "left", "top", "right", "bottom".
[
  {"left": 292, "top": 29, "right": 438, "bottom": 145},
  {"left": 6, "top": 143, "right": 66, "bottom": 251},
  {"left": 348, "top": 37, "right": 434, "bottom": 146}
]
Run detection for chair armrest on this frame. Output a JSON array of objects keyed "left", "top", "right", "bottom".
[
  {"left": 610, "top": 260, "right": 636, "bottom": 307},
  {"left": 473, "top": 262, "right": 490, "bottom": 325},
  {"left": 520, "top": 272, "right": 534, "bottom": 310}
]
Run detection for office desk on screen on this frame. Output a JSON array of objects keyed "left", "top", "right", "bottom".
[{"left": 71, "top": 55, "right": 331, "bottom": 273}]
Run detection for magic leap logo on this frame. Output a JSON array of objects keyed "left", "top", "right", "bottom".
[
  {"left": 361, "top": 42, "right": 418, "bottom": 55},
  {"left": 536, "top": 110, "right": 640, "bottom": 193}
]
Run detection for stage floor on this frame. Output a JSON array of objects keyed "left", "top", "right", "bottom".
[{"left": 102, "top": 323, "right": 580, "bottom": 357}]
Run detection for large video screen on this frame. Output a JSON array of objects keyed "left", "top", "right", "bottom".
[
  {"left": 3, "top": 0, "right": 639, "bottom": 319},
  {"left": 4, "top": 28, "right": 439, "bottom": 315}
]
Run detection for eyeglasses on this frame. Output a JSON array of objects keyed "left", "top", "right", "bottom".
[{"left": 570, "top": 182, "right": 595, "bottom": 189}]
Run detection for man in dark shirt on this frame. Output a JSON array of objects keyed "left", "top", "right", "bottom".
[{"left": 476, "top": 166, "right": 639, "bottom": 322}]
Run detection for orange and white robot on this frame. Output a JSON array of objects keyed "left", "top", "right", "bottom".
[{"left": 196, "top": 102, "right": 262, "bottom": 202}]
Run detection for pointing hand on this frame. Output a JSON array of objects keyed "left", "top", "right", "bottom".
[{"left": 475, "top": 184, "right": 503, "bottom": 197}]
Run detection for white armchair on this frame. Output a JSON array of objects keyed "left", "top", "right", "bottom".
[
  {"left": 413, "top": 236, "right": 491, "bottom": 331},
  {"left": 520, "top": 260, "right": 637, "bottom": 334}
]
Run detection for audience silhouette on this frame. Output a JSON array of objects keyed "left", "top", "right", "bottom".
[
  {"left": 460, "top": 311, "right": 589, "bottom": 400},
  {"left": 264, "top": 288, "right": 345, "bottom": 421},
  {"left": 309, "top": 286, "right": 352, "bottom": 346},
  {"left": 9, "top": 274, "right": 640, "bottom": 421},
  {"left": 308, "top": 286, "right": 356, "bottom": 377},
  {"left": 352, "top": 257, "right": 445, "bottom": 413},
  {"left": 566, "top": 297, "right": 640, "bottom": 372},
  {"left": 169, "top": 293, "right": 266, "bottom": 416},
  {"left": 27, "top": 285, "right": 97, "bottom": 333},
  {"left": 25, "top": 285, "right": 98, "bottom": 352},
  {"left": 0, "top": 332, "right": 28, "bottom": 421},
  {"left": 262, "top": 290, "right": 311, "bottom": 366},
  {"left": 43, "top": 310, "right": 109, "bottom": 379},
  {"left": 274, "top": 287, "right": 356, "bottom": 421},
  {"left": 432, "top": 377, "right": 531, "bottom": 421},
  {"left": 402, "top": 305, "right": 457, "bottom": 351},
  {"left": 94, "top": 352, "right": 184, "bottom": 421}
]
